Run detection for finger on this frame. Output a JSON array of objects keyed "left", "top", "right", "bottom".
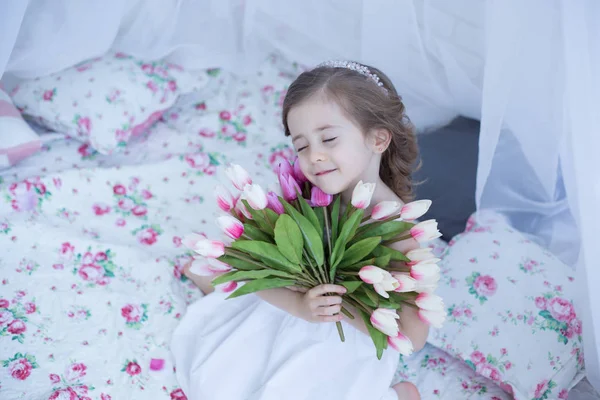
[
  {"left": 309, "top": 284, "right": 347, "bottom": 297},
  {"left": 317, "top": 304, "right": 342, "bottom": 316},
  {"left": 315, "top": 296, "right": 343, "bottom": 307},
  {"left": 317, "top": 314, "right": 345, "bottom": 323}
]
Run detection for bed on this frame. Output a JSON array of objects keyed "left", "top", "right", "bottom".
[{"left": 0, "top": 53, "right": 524, "bottom": 400}]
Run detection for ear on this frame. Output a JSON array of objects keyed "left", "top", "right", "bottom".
[{"left": 370, "top": 128, "right": 392, "bottom": 154}]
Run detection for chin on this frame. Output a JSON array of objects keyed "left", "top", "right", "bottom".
[{"left": 309, "top": 178, "right": 348, "bottom": 196}]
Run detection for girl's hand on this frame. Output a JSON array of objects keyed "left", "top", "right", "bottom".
[{"left": 298, "top": 284, "right": 346, "bottom": 323}]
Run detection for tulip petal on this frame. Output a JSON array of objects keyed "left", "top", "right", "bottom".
[
  {"left": 388, "top": 332, "right": 414, "bottom": 356},
  {"left": 400, "top": 199, "right": 432, "bottom": 221},
  {"left": 359, "top": 265, "right": 385, "bottom": 284},
  {"left": 371, "top": 201, "right": 401, "bottom": 220},
  {"left": 351, "top": 181, "right": 375, "bottom": 209},
  {"left": 374, "top": 283, "right": 390, "bottom": 298},
  {"left": 418, "top": 309, "right": 446, "bottom": 328},
  {"left": 182, "top": 233, "right": 206, "bottom": 250},
  {"left": 415, "top": 292, "right": 445, "bottom": 312}
]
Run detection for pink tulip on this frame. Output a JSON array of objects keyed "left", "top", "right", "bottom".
[
  {"left": 418, "top": 308, "right": 446, "bottom": 328},
  {"left": 279, "top": 172, "right": 301, "bottom": 202},
  {"left": 410, "top": 260, "right": 441, "bottom": 285},
  {"left": 292, "top": 156, "right": 308, "bottom": 184},
  {"left": 182, "top": 233, "right": 206, "bottom": 250},
  {"left": 410, "top": 220, "right": 442, "bottom": 243},
  {"left": 415, "top": 292, "right": 445, "bottom": 313},
  {"left": 388, "top": 332, "right": 414, "bottom": 356},
  {"left": 266, "top": 191, "right": 285, "bottom": 214},
  {"left": 405, "top": 248, "right": 437, "bottom": 265},
  {"left": 311, "top": 186, "right": 333, "bottom": 207},
  {"left": 234, "top": 197, "right": 253, "bottom": 220},
  {"left": 242, "top": 183, "right": 268, "bottom": 210},
  {"left": 217, "top": 215, "right": 244, "bottom": 239},
  {"left": 276, "top": 159, "right": 293, "bottom": 177},
  {"left": 190, "top": 258, "right": 232, "bottom": 276},
  {"left": 371, "top": 201, "right": 401, "bottom": 220},
  {"left": 399, "top": 200, "right": 432, "bottom": 221},
  {"left": 193, "top": 239, "right": 225, "bottom": 258},
  {"left": 392, "top": 273, "right": 417, "bottom": 293},
  {"left": 351, "top": 181, "right": 375, "bottom": 209},
  {"left": 214, "top": 185, "right": 235, "bottom": 212},
  {"left": 215, "top": 281, "right": 238, "bottom": 293},
  {"left": 359, "top": 266, "right": 399, "bottom": 298},
  {"left": 225, "top": 164, "right": 252, "bottom": 191},
  {"left": 370, "top": 308, "right": 400, "bottom": 337},
  {"left": 415, "top": 281, "right": 439, "bottom": 294}
]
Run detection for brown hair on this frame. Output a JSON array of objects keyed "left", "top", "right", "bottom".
[{"left": 282, "top": 62, "right": 419, "bottom": 202}]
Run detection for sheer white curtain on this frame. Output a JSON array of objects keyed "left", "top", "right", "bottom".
[
  {"left": 1, "top": 0, "right": 599, "bottom": 390},
  {"left": 1, "top": 0, "right": 242, "bottom": 81}
]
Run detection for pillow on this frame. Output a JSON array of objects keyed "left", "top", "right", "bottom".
[
  {"left": 0, "top": 88, "right": 41, "bottom": 169},
  {"left": 413, "top": 117, "right": 479, "bottom": 241},
  {"left": 429, "top": 210, "right": 583, "bottom": 400},
  {"left": 10, "top": 52, "right": 207, "bottom": 155}
]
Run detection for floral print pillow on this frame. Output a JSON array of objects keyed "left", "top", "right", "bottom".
[
  {"left": 430, "top": 210, "right": 583, "bottom": 400},
  {"left": 10, "top": 52, "right": 207, "bottom": 155}
]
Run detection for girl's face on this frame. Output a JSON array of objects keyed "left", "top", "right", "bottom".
[{"left": 287, "top": 94, "right": 381, "bottom": 195}]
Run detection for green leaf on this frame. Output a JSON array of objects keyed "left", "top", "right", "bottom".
[
  {"left": 297, "top": 195, "right": 322, "bottom": 239},
  {"left": 330, "top": 196, "right": 341, "bottom": 244},
  {"left": 212, "top": 269, "right": 296, "bottom": 285},
  {"left": 230, "top": 240, "right": 302, "bottom": 273},
  {"left": 274, "top": 214, "right": 304, "bottom": 264},
  {"left": 315, "top": 207, "right": 325, "bottom": 239},
  {"left": 355, "top": 292, "right": 377, "bottom": 308},
  {"left": 339, "top": 280, "right": 363, "bottom": 294},
  {"left": 539, "top": 310, "right": 554, "bottom": 321},
  {"left": 340, "top": 237, "right": 382, "bottom": 267},
  {"left": 360, "top": 310, "right": 386, "bottom": 360},
  {"left": 242, "top": 200, "right": 273, "bottom": 235},
  {"left": 354, "top": 221, "right": 413, "bottom": 242},
  {"left": 342, "top": 257, "right": 378, "bottom": 271},
  {"left": 218, "top": 254, "right": 263, "bottom": 271},
  {"left": 241, "top": 224, "right": 272, "bottom": 242},
  {"left": 364, "top": 287, "right": 381, "bottom": 306},
  {"left": 371, "top": 245, "right": 409, "bottom": 262},
  {"left": 465, "top": 360, "right": 477, "bottom": 371},
  {"left": 264, "top": 208, "right": 280, "bottom": 227},
  {"left": 330, "top": 209, "right": 364, "bottom": 277},
  {"left": 374, "top": 255, "right": 392, "bottom": 268},
  {"left": 280, "top": 197, "right": 324, "bottom": 267},
  {"left": 226, "top": 278, "right": 297, "bottom": 299}
]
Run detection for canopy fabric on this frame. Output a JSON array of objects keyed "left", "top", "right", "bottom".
[{"left": 1, "top": 0, "right": 599, "bottom": 390}]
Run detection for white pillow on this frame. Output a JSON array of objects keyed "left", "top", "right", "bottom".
[
  {"left": 10, "top": 52, "right": 207, "bottom": 155},
  {"left": 430, "top": 210, "right": 583, "bottom": 400},
  {"left": 0, "top": 88, "right": 41, "bottom": 169}
]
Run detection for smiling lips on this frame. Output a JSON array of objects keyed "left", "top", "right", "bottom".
[{"left": 315, "top": 169, "right": 336, "bottom": 176}]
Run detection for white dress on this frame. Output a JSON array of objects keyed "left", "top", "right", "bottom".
[{"left": 171, "top": 288, "right": 400, "bottom": 400}]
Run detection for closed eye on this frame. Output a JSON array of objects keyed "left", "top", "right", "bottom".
[
  {"left": 297, "top": 145, "right": 308, "bottom": 152},
  {"left": 323, "top": 137, "right": 337, "bottom": 143}
]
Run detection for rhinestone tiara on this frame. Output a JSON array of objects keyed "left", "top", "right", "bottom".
[{"left": 317, "top": 60, "right": 387, "bottom": 92}]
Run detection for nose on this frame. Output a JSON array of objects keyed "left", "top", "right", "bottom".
[{"left": 309, "top": 148, "right": 327, "bottom": 163}]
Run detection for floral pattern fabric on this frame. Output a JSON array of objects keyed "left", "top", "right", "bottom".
[
  {"left": 430, "top": 210, "right": 584, "bottom": 400},
  {"left": 10, "top": 52, "right": 208, "bottom": 155},
  {"left": 1, "top": 53, "right": 515, "bottom": 399}
]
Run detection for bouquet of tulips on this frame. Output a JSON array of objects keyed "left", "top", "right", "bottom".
[{"left": 183, "top": 159, "right": 446, "bottom": 359}]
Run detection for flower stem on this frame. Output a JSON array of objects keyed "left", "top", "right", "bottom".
[
  {"left": 382, "top": 234, "right": 413, "bottom": 246},
  {"left": 323, "top": 207, "right": 332, "bottom": 282},
  {"left": 336, "top": 321, "right": 345, "bottom": 342},
  {"left": 303, "top": 249, "right": 323, "bottom": 284}
]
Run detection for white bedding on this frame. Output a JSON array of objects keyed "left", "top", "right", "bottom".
[{"left": 1, "top": 54, "right": 512, "bottom": 400}]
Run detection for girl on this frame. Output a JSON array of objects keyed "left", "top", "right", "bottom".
[{"left": 171, "top": 60, "right": 427, "bottom": 400}]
